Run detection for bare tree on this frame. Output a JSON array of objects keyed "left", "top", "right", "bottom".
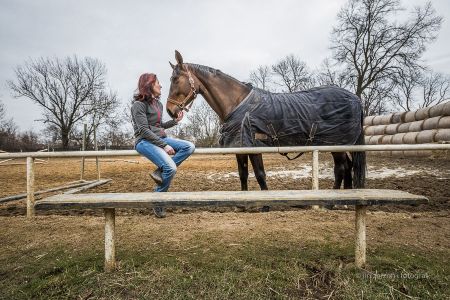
[
  {"left": 249, "top": 65, "right": 273, "bottom": 90},
  {"left": 420, "top": 71, "right": 450, "bottom": 108},
  {"left": 317, "top": 58, "right": 352, "bottom": 88},
  {"left": 0, "top": 100, "right": 6, "bottom": 127},
  {"left": 272, "top": 55, "right": 315, "bottom": 92},
  {"left": 8, "top": 56, "right": 118, "bottom": 149},
  {"left": 330, "top": 0, "right": 442, "bottom": 114},
  {"left": 391, "top": 67, "right": 422, "bottom": 111}
]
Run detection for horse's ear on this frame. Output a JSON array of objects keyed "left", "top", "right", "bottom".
[
  {"left": 175, "top": 50, "right": 183, "bottom": 65},
  {"left": 169, "top": 61, "right": 175, "bottom": 70}
]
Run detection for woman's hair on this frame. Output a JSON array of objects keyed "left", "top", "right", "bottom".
[{"left": 133, "top": 73, "right": 158, "bottom": 101}]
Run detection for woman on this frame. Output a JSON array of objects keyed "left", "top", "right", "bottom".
[{"left": 131, "top": 73, "right": 195, "bottom": 218}]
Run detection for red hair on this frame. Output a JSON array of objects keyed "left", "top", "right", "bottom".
[{"left": 134, "top": 73, "right": 158, "bottom": 101}]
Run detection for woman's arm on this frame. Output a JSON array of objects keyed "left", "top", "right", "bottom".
[
  {"left": 131, "top": 102, "right": 167, "bottom": 148},
  {"left": 162, "top": 119, "right": 178, "bottom": 129}
]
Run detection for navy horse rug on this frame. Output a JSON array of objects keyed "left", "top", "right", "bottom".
[{"left": 219, "top": 85, "right": 364, "bottom": 148}]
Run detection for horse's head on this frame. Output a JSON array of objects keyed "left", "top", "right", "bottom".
[{"left": 166, "top": 50, "right": 199, "bottom": 118}]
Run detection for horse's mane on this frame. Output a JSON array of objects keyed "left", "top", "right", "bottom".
[{"left": 188, "top": 63, "right": 242, "bottom": 84}]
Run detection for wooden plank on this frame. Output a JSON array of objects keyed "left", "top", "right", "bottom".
[
  {"left": 355, "top": 205, "right": 367, "bottom": 268},
  {"left": 63, "top": 179, "right": 112, "bottom": 195},
  {"left": 1, "top": 144, "right": 450, "bottom": 159},
  {"left": 0, "top": 180, "right": 96, "bottom": 203},
  {"left": 104, "top": 208, "right": 115, "bottom": 272},
  {"left": 35, "top": 189, "right": 428, "bottom": 210},
  {"left": 311, "top": 150, "right": 320, "bottom": 210},
  {"left": 26, "top": 157, "right": 35, "bottom": 217}
]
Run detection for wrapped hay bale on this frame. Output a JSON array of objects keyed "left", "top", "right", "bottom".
[
  {"left": 408, "top": 120, "right": 424, "bottom": 132},
  {"left": 385, "top": 123, "right": 400, "bottom": 135},
  {"left": 372, "top": 115, "right": 385, "bottom": 126},
  {"left": 378, "top": 135, "right": 393, "bottom": 156},
  {"left": 438, "top": 116, "right": 450, "bottom": 129},
  {"left": 435, "top": 128, "right": 450, "bottom": 142},
  {"left": 416, "top": 130, "right": 437, "bottom": 143},
  {"left": 404, "top": 111, "right": 416, "bottom": 123},
  {"left": 379, "top": 113, "right": 393, "bottom": 125},
  {"left": 364, "top": 136, "right": 371, "bottom": 144},
  {"left": 364, "top": 125, "right": 386, "bottom": 135},
  {"left": 414, "top": 107, "right": 430, "bottom": 120},
  {"left": 391, "top": 133, "right": 406, "bottom": 157},
  {"left": 392, "top": 111, "right": 406, "bottom": 123},
  {"left": 363, "top": 115, "right": 375, "bottom": 126},
  {"left": 368, "top": 135, "right": 383, "bottom": 144},
  {"left": 444, "top": 101, "right": 450, "bottom": 116},
  {"left": 398, "top": 123, "right": 411, "bottom": 133},
  {"left": 423, "top": 116, "right": 442, "bottom": 130},
  {"left": 429, "top": 102, "right": 447, "bottom": 117},
  {"left": 403, "top": 132, "right": 418, "bottom": 144}
]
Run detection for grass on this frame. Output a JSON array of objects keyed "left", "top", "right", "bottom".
[{"left": 0, "top": 233, "right": 448, "bottom": 300}]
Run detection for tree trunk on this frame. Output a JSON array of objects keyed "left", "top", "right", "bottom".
[{"left": 61, "top": 130, "right": 70, "bottom": 150}]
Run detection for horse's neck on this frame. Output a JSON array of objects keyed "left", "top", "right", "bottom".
[{"left": 190, "top": 64, "right": 251, "bottom": 121}]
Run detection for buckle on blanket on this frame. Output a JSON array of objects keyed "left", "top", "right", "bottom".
[{"left": 255, "top": 133, "right": 268, "bottom": 140}]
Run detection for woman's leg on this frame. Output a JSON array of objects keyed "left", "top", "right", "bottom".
[
  {"left": 162, "top": 137, "right": 195, "bottom": 166},
  {"left": 135, "top": 140, "right": 177, "bottom": 192}
]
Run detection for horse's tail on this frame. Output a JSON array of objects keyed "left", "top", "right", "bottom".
[{"left": 351, "top": 111, "right": 366, "bottom": 188}]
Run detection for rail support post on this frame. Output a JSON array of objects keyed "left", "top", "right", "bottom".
[
  {"left": 355, "top": 205, "right": 367, "bottom": 268},
  {"left": 311, "top": 150, "right": 320, "bottom": 210},
  {"left": 26, "top": 157, "right": 35, "bottom": 218},
  {"left": 104, "top": 208, "right": 116, "bottom": 272}
]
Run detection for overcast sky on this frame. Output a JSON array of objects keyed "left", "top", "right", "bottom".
[{"left": 1, "top": 0, "right": 450, "bottom": 132}]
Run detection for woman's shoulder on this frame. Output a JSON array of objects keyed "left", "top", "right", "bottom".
[{"left": 131, "top": 100, "right": 147, "bottom": 109}]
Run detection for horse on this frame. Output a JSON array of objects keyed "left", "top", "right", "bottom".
[{"left": 166, "top": 50, "right": 366, "bottom": 191}]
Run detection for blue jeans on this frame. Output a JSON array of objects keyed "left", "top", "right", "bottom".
[{"left": 136, "top": 137, "right": 195, "bottom": 192}]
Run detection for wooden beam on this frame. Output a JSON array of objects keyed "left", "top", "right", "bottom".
[
  {"left": 35, "top": 189, "right": 428, "bottom": 210},
  {"left": 355, "top": 205, "right": 367, "bottom": 268},
  {"left": 0, "top": 180, "right": 95, "bottom": 203},
  {"left": 26, "top": 157, "right": 35, "bottom": 218},
  {"left": 1, "top": 144, "right": 449, "bottom": 159},
  {"left": 311, "top": 150, "right": 320, "bottom": 210},
  {"left": 104, "top": 208, "right": 116, "bottom": 272},
  {"left": 63, "top": 179, "right": 111, "bottom": 195}
]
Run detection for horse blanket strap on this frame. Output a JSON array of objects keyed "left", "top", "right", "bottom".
[
  {"left": 219, "top": 86, "right": 363, "bottom": 148},
  {"left": 279, "top": 122, "right": 318, "bottom": 160}
]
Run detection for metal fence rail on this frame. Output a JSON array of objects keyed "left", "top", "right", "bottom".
[{"left": 1, "top": 143, "right": 448, "bottom": 217}]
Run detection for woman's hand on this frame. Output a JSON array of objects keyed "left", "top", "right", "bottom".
[
  {"left": 175, "top": 111, "right": 184, "bottom": 122},
  {"left": 164, "top": 145, "right": 175, "bottom": 155}
]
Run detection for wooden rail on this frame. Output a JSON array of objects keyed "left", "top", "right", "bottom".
[{"left": 0, "top": 144, "right": 448, "bottom": 218}]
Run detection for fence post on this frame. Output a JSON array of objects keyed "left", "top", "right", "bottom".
[
  {"left": 80, "top": 123, "right": 87, "bottom": 180},
  {"left": 26, "top": 157, "right": 35, "bottom": 218},
  {"left": 104, "top": 208, "right": 116, "bottom": 272},
  {"left": 311, "top": 150, "right": 320, "bottom": 209},
  {"left": 94, "top": 125, "right": 100, "bottom": 180},
  {"left": 355, "top": 205, "right": 367, "bottom": 268}
]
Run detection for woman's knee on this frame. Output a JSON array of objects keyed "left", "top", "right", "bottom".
[
  {"left": 162, "top": 161, "right": 177, "bottom": 175},
  {"left": 185, "top": 141, "right": 195, "bottom": 154}
]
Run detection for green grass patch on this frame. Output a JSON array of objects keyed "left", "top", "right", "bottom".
[{"left": 0, "top": 236, "right": 448, "bottom": 299}]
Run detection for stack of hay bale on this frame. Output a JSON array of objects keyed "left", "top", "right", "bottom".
[{"left": 363, "top": 101, "right": 450, "bottom": 157}]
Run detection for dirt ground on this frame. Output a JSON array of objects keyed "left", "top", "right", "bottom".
[{"left": 0, "top": 152, "right": 449, "bottom": 253}]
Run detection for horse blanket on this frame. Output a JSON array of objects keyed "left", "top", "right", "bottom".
[{"left": 219, "top": 86, "right": 363, "bottom": 147}]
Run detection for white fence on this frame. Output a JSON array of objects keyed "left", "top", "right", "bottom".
[{"left": 1, "top": 144, "right": 449, "bottom": 217}]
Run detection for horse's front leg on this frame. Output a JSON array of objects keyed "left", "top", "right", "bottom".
[
  {"left": 249, "top": 154, "right": 268, "bottom": 190},
  {"left": 236, "top": 154, "right": 249, "bottom": 191}
]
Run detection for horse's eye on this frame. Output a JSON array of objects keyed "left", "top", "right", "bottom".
[{"left": 171, "top": 75, "right": 179, "bottom": 83}]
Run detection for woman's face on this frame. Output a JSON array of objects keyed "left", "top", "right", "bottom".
[{"left": 151, "top": 79, "right": 162, "bottom": 97}]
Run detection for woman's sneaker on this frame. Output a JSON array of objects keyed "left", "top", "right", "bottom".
[
  {"left": 153, "top": 207, "right": 166, "bottom": 218},
  {"left": 150, "top": 169, "right": 162, "bottom": 185}
]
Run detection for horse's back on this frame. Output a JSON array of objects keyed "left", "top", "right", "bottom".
[{"left": 220, "top": 86, "right": 363, "bottom": 147}]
